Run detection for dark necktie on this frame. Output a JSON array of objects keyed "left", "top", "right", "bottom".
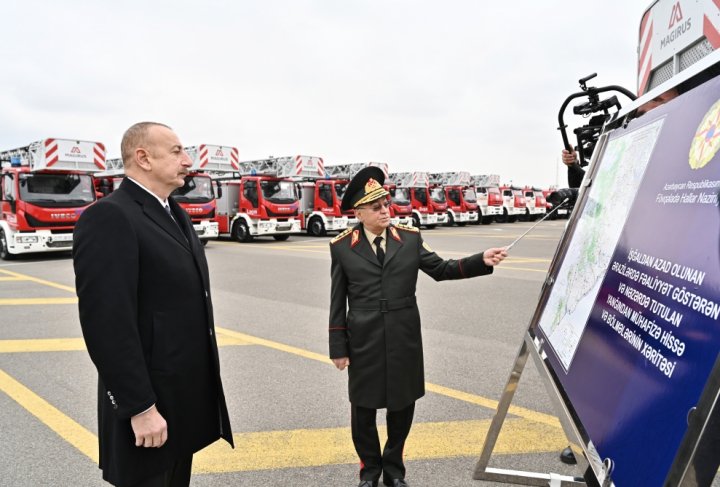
[
  {"left": 374, "top": 236, "right": 385, "bottom": 265},
  {"left": 165, "top": 204, "right": 188, "bottom": 241}
]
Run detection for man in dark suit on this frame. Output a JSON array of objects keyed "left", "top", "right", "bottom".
[
  {"left": 73, "top": 122, "right": 233, "bottom": 487},
  {"left": 329, "top": 167, "right": 507, "bottom": 487}
]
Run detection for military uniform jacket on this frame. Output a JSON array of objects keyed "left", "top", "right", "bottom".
[
  {"left": 329, "top": 223, "right": 493, "bottom": 411},
  {"left": 73, "top": 179, "right": 233, "bottom": 487}
]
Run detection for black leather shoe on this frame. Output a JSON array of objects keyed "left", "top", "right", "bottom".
[
  {"left": 358, "top": 481, "right": 378, "bottom": 487},
  {"left": 383, "top": 480, "right": 409, "bottom": 487},
  {"left": 560, "top": 446, "right": 577, "bottom": 464}
]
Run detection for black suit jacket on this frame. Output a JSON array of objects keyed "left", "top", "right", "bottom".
[
  {"left": 73, "top": 179, "right": 232, "bottom": 487},
  {"left": 329, "top": 224, "right": 493, "bottom": 410}
]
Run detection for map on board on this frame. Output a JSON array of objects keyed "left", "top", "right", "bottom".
[{"left": 538, "top": 117, "right": 666, "bottom": 371}]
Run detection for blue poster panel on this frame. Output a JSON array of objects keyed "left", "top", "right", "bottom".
[{"left": 533, "top": 75, "right": 720, "bottom": 486}]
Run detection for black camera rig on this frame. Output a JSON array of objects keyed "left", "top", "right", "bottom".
[{"left": 557, "top": 73, "right": 636, "bottom": 167}]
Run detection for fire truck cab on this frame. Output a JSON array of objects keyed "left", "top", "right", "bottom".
[
  {"left": 388, "top": 172, "right": 438, "bottom": 229},
  {"left": 213, "top": 157, "right": 306, "bottom": 242},
  {"left": 429, "top": 172, "right": 479, "bottom": 226},
  {"left": 295, "top": 157, "right": 349, "bottom": 236},
  {"left": 472, "top": 174, "right": 503, "bottom": 224},
  {"left": 496, "top": 185, "right": 527, "bottom": 223},
  {"left": 0, "top": 138, "right": 105, "bottom": 259},
  {"left": 384, "top": 183, "right": 414, "bottom": 227},
  {"left": 522, "top": 186, "right": 547, "bottom": 221}
]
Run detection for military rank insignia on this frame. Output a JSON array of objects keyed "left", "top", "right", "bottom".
[
  {"left": 351, "top": 229, "right": 361, "bottom": 247},
  {"left": 330, "top": 227, "right": 352, "bottom": 245},
  {"left": 389, "top": 227, "right": 402, "bottom": 242}
]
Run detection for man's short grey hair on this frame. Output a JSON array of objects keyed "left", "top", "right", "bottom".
[{"left": 120, "top": 122, "right": 171, "bottom": 166}]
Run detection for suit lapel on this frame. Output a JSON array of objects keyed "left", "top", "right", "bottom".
[
  {"left": 384, "top": 225, "right": 403, "bottom": 266},
  {"left": 351, "top": 224, "right": 382, "bottom": 268},
  {"left": 121, "top": 179, "right": 191, "bottom": 252}
]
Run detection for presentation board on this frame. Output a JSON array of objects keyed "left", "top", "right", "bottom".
[{"left": 529, "top": 73, "right": 720, "bottom": 486}]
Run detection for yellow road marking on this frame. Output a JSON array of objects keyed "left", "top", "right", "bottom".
[
  {"left": 0, "top": 332, "right": 252, "bottom": 353},
  {"left": 0, "top": 368, "right": 99, "bottom": 463},
  {"left": 0, "top": 269, "right": 76, "bottom": 293},
  {"left": 194, "top": 417, "right": 567, "bottom": 473},
  {"left": 214, "top": 327, "right": 560, "bottom": 427},
  {"left": 0, "top": 297, "right": 78, "bottom": 306},
  {"left": 0, "top": 276, "right": 25, "bottom": 281},
  {"left": 0, "top": 367, "right": 566, "bottom": 474}
]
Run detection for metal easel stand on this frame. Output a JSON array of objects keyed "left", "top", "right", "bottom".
[{"left": 472, "top": 334, "right": 589, "bottom": 487}]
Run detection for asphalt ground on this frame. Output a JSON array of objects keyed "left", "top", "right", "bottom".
[{"left": 0, "top": 219, "right": 691, "bottom": 487}]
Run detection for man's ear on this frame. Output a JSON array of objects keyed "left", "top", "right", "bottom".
[{"left": 135, "top": 148, "right": 151, "bottom": 171}]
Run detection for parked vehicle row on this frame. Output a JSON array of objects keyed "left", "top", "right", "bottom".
[{"left": 0, "top": 141, "right": 565, "bottom": 259}]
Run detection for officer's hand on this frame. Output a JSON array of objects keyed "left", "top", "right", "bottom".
[
  {"left": 561, "top": 149, "right": 578, "bottom": 167},
  {"left": 483, "top": 247, "right": 508, "bottom": 266},
  {"left": 332, "top": 357, "right": 350, "bottom": 370},
  {"left": 131, "top": 405, "right": 168, "bottom": 448}
]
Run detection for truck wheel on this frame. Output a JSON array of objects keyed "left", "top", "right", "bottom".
[
  {"left": 426, "top": 224, "right": 437, "bottom": 229},
  {"left": 481, "top": 215, "right": 493, "bottom": 224},
  {"left": 308, "top": 217, "right": 326, "bottom": 237},
  {"left": 233, "top": 221, "right": 253, "bottom": 242},
  {"left": 0, "top": 230, "right": 13, "bottom": 260},
  {"left": 273, "top": 235, "right": 290, "bottom": 241},
  {"left": 508, "top": 215, "right": 518, "bottom": 223},
  {"left": 446, "top": 213, "right": 454, "bottom": 227},
  {"left": 495, "top": 209, "right": 508, "bottom": 223},
  {"left": 412, "top": 215, "right": 421, "bottom": 228}
]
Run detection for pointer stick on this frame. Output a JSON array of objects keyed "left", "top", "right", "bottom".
[{"left": 504, "top": 198, "right": 570, "bottom": 251}]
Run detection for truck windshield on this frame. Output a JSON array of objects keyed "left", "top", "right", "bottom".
[
  {"left": 261, "top": 180, "right": 296, "bottom": 204},
  {"left": 19, "top": 173, "right": 95, "bottom": 207},
  {"left": 392, "top": 187, "right": 410, "bottom": 205},
  {"left": 414, "top": 188, "right": 428, "bottom": 205},
  {"left": 334, "top": 182, "right": 347, "bottom": 200},
  {"left": 172, "top": 175, "right": 214, "bottom": 203},
  {"left": 463, "top": 188, "right": 477, "bottom": 203},
  {"left": 430, "top": 187, "right": 445, "bottom": 203}
]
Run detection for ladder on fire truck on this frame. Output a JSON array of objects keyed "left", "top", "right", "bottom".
[
  {"left": 323, "top": 162, "right": 388, "bottom": 179},
  {"left": 472, "top": 174, "right": 501, "bottom": 188},
  {"left": 428, "top": 171, "right": 471, "bottom": 186},
  {"left": 0, "top": 139, "right": 106, "bottom": 172},
  {"left": 226, "top": 156, "right": 326, "bottom": 179},
  {"left": 388, "top": 172, "right": 429, "bottom": 187}
]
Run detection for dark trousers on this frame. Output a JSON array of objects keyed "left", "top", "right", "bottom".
[
  {"left": 130, "top": 456, "right": 193, "bottom": 487},
  {"left": 351, "top": 402, "right": 415, "bottom": 483}
]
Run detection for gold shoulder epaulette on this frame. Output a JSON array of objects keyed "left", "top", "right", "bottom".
[
  {"left": 330, "top": 227, "right": 353, "bottom": 244},
  {"left": 395, "top": 223, "right": 419, "bottom": 233}
]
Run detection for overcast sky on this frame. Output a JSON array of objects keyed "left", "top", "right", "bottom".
[{"left": 1, "top": 1, "right": 650, "bottom": 187}]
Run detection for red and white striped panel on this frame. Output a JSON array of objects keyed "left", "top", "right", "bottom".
[
  {"left": 638, "top": 10, "right": 654, "bottom": 96},
  {"left": 230, "top": 147, "right": 239, "bottom": 170},
  {"left": 294, "top": 155, "right": 325, "bottom": 176},
  {"left": 45, "top": 138, "right": 59, "bottom": 167},
  {"left": 198, "top": 144, "right": 209, "bottom": 168},
  {"left": 703, "top": 0, "right": 720, "bottom": 49},
  {"left": 94, "top": 142, "right": 106, "bottom": 169}
]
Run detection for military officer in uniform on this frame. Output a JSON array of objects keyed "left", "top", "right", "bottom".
[{"left": 328, "top": 167, "right": 507, "bottom": 487}]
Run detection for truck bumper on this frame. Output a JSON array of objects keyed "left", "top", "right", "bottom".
[
  {"left": 391, "top": 216, "right": 413, "bottom": 227},
  {"left": 255, "top": 219, "right": 302, "bottom": 235},
  {"left": 7, "top": 231, "right": 73, "bottom": 255},
  {"left": 485, "top": 205, "right": 503, "bottom": 216},
  {"left": 325, "top": 216, "right": 349, "bottom": 232},
  {"left": 420, "top": 213, "right": 438, "bottom": 225},
  {"left": 193, "top": 220, "right": 219, "bottom": 239},
  {"left": 435, "top": 213, "right": 448, "bottom": 224}
]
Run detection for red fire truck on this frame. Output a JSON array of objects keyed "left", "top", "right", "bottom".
[
  {"left": 324, "top": 162, "right": 413, "bottom": 228},
  {"left": 522, "top": 186, "right": 547, "bottom": 221},
  {"left": 429, "top": 172, "right": 479, "bottom": 226},
  {"left": 213, "top": 157, "right": 305, "bottom": 242},
  {"left": 388, "top": 172, "right": 439, "bottom": 228},
  {"left": 471, "top": 174, "right": 503, "bottom": 224},
  {"left": 496, "top": 185, "right": 527, "bottom": 223},
  {"left": 0, "top": 138, "right": 105, "bottom": 259},
  {"left": 294, "top": 157, "right": 351, "bottom": 236}
]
